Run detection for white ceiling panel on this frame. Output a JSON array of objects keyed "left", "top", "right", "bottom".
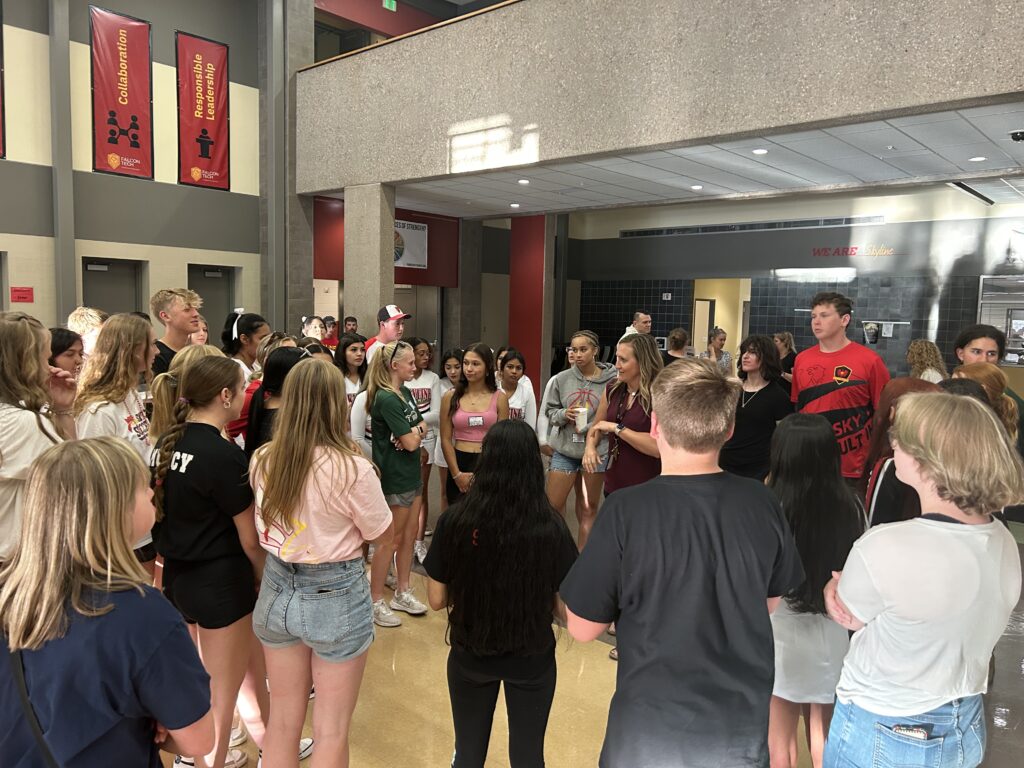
[{"left": 391, "top": 102, "right": 1024, "bottom": 218}]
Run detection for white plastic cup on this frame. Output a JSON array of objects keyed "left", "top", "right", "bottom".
[{"left": 575, "top": 404, "right": 588, "bottom": 431}]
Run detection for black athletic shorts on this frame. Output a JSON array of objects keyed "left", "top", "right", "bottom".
[{"left": 162, "top": 554, "right": 257, "bottom": 629}]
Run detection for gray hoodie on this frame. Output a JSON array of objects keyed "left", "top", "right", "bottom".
[{"left": 543, "top": 363, "right": 618, "bottom": 459}]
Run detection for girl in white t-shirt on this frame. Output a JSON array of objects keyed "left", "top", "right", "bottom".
[
  {"left": 498, "top": 349, "right": 537, "bottom": 431},
  {"left": 251, "top": 358, "right": 392, "bottom": 768},
  {"left": 824, "top": 392, "right": 1024, "bottom": 768},
  {"left": 75, "top": 314, "right": 160, "bottom": 571},
  {"left": 407, "top": 338, "right": 441, "bottom": 563},
  {"left": 333, "top": 332, "right": 367, "bottom": 407},
  {"left": 0, "top": 312, "right": 76, "bottom": 560},
  {"left": 434, "top": 349, "right": 463, "bottom": 511}
]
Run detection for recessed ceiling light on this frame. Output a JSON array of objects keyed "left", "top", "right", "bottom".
[
  {"left": 517, "top": 179, "right": 530, "bottom": 185},
  {"left": 510, "top": 203, "right": 520, "bottom": 208},
  {"left": 968, "top": 156, "right": 987, "bottom": 162},
  {"left": 751, "top": 148, "right": 769, "bottom": 155},
  {"left": 690, "top": 185, "right": 704, "bottom": 191}
]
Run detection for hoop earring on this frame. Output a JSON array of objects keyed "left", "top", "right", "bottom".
[{"left": 223, "top": 400, "right": 231, "bottom": 409}]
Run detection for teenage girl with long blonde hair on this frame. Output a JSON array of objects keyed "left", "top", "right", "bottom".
[
  {"left": 366, "top": 340, "right": 430, "bottom": 628},
  {"left": 75, "top": 313, "right": 160, "bottom": 569},
  {"left": 0, "top": 312, "right": 76, "bottom": 561},
  {"left": 251, "top": 359, "right": 393, "bottom": 768},
  {"left": 0, "top": 438, "right": 214, "bottom": 764},
  {"left": 150, "top": 344, "right": 226, "bottom": 442}
]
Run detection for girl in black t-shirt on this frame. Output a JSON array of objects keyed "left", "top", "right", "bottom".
[
  {"left": 152, "top": 355, "right": 270, "bottom": 768},
  {"left": 423, "top": 419, "right": 578, "bottom": 768},
  {"left": 719, "top": 335, "right": 793, "bottom": 480}
]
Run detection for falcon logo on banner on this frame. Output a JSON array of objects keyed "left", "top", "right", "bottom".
[
  {"left": 175, "top": 32, "right": 230, "bottom": 190},
  {"left": 90, "top": 6, "right": 154, "bottom": 178}
]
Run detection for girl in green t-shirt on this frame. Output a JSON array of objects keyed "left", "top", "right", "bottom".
[{"left": 366, "top": 339, "right": 427, "bottom": 627}]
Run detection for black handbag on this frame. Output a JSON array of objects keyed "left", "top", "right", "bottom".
[{"left": 7, "top": 650, "right": 60, "bottom": 768}]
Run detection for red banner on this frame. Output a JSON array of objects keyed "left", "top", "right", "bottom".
[
  {"left": 90, "top": 6, "right": 153, "bottom": 178},
  {"left": 176, "top": 32, "right": 230, "bottom": 190}
]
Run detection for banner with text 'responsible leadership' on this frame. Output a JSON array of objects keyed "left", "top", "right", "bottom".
[
  {"left": 90, "top": 6, "right": 153, "bottom": 178},
  {"left": 176, "top": 32, "right": 230, "bottom": 189}
]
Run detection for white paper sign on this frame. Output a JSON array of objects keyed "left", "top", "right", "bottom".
[{"left": 394, "top": 220, "right": 428, "bottom": 269}]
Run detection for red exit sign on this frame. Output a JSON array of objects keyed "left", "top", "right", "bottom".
[{"left": 10, "top": 287, "right": 34, "bottom": 303}]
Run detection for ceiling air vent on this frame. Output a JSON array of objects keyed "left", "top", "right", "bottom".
[{"left": 619, "top": 215, "right": 884, "bottom": 239}]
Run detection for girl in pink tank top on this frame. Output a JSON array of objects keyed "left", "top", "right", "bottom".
[{"left": 440, "top": 344, "right": 510, "bottom": 504}]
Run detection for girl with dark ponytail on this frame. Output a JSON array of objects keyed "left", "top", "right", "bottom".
[
  {"left": 245, "top": 347, "right": 308, "bottom": 459},
  {"left": 220, "top": 311, "right": 271, "bottom": 380},
  {"left": 152, "top": 354, "right": 271, "bottom": 768}
]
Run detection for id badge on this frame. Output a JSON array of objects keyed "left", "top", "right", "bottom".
[
  {"left": 468, "top": 415, "right": 485, "bottom": 428},
  {"left": 571, "top": 431, "right": 586, "bottom": 443}
]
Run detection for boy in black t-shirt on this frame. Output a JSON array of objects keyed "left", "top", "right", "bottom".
[{"left": 560, "top": 358, "right": 804, "bottom": 768}]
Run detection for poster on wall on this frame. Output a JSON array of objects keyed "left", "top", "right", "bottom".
[
  {"left": 1, "top": 3, "right": 6, "bottom": 160},
  {"left": 175, "top": 32, "right": 230, "bottom": 190},
  {"left": 394, "top": 220, "right": 428, "bottom": 269},
  {"left": 90, "top": 6, "right": 153, "bottom": 178}
]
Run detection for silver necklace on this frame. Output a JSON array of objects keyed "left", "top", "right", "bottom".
[{"left": 741, "top": 384, "right": 765, "bottom": 408}]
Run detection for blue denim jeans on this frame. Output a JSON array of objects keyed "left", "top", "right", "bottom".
[
  {"left": 823, "top": 695, "right": 986, "bottom": 768},
  {"left": 254, "top": 554, "right": 374, "bottom": 663}
]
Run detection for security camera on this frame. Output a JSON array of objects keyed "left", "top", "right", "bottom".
[{"left": 1011, "top": 130, "right": 1024, "bottom": 142}]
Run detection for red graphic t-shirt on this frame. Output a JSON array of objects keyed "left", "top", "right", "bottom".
[{"left": 790, "top": 341, "right": 890, "bottom": 478}]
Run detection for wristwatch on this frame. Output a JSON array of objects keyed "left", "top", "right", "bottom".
[{"left": 615, "top": 423, "right": 626, "bottom": 434}]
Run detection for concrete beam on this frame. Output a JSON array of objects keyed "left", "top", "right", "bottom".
[{"left": 296, "top": 0, "right": 1024, "bottom": 194}]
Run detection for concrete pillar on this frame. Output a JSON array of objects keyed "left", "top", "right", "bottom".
[
  {"left": 509, "top": 215, "right": 556, "bottom": 400},
  {"left": 259, "top": 0, "right": 313, "bottom": 333},
  {"left": 49, "top": 0, "right": 77, "bottom": 320},
  {"left": 343, "top": 183, "right": 395, "bottom": 335},
  {"left": 442, "top": 220, "right": 483, "bottom": 350}
]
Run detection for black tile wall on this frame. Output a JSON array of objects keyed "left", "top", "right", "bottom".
[
  {"left": 579, "top": 279, "right": 694, "bottom": 348},
  {"left": 749, "top": 276, "right": 979, "bottom": 376}
]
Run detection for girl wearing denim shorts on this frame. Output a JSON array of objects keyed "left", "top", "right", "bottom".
[
  {"left": 251, "top": 358, "right": 393, "bottom": 768},
  {"left": 823, "top": 393, "right": 1023, "bottom": 768}
]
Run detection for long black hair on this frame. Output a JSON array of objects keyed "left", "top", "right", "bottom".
[
  {"left": 333, "top": 332, "right": 367, "bottom": 381},
  {"left": 437, "top": 419, "right": 571, "bottom": 655},
  {"left": 449, "top": 342, "right": 496, "bottom": 418},
  {"left": 221, "top": 312, "right": 268, "bottom": 356},
  {"left": 767, "top": 414, "right": 864, "bottom": 614},
  {"left": 48, "top": 327, "right": 82, "bottom": 365},
  {"left": 737, "top": 334, "right": 783, "bottom": 381},
  {"left": 245, "top": 347, "right": 308, "bottom": 458}
]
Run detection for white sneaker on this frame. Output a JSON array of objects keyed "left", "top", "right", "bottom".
[
  {"left": 230, "top": 726, "right": 248, "bottom": 747},
  {"left": 390, "top": 589, "right": 428, "bottom": 615},
  {"left": 373, "top": 598, "right": 402, "bottom": 627},
  {"left": 385, "top": 568, "right": 398, "bottom": 591},
  {"left": 225, "top": 749, "right": 248, "bottom": 768},
  {"left": 413, "top": 540, "right": 428, "bottom": 564},
  {"left": 298, "top": 737, "right": 314, "bottom": 760}
]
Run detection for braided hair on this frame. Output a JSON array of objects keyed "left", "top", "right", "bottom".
[{"left": 153, "top": 356, "right": 243, "bottom": 519}]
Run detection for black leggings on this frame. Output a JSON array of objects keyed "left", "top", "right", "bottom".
[
  {"left": 447, "top": 646, "right": 556, "bottom": 768},
  {"left": 445, "top": 449, "right": 481, "bottom": 504}
]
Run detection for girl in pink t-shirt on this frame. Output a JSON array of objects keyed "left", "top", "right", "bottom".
[{"left": 250, "top": 358, "right": 393, "bottom": 768}]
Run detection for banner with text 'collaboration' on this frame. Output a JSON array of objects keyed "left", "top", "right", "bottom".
[
  {"left": 90, "top": 6, "right": 153, "bottom": 178},
  {"left": 176, "top": 32, "right": 229, "bottom": 189}
]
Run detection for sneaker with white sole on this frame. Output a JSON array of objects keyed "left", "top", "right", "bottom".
[
  {"left": 390, "top": 589, "right": 428, "bottom": 615},
  {"left": 257, "top": 738, "right": 314, "bottom": 767},
  {"left": 230, "top": 726, "right": 248, "bottom": 747},
  {"left": 413, "top": 539, "right": 428, "bottom": 564},
  {"left": 373, "top": 598, "right": 402, "bottom": 627},
  {"left": 385, "top": 568, "right": 398, "bottom": 591},
  {"left": 177, "top": 749, "right": 247, "bottom": 768}
]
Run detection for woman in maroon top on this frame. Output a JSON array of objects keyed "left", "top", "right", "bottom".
[{"left": 583, "top": 332, "right": 663, "bottom": 495}]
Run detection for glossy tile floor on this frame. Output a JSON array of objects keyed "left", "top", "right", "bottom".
[{"left": 161, "top": 492, "right": 1024, "bottom": 768}]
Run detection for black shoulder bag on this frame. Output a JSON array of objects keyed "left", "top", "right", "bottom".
[{"left": 7, "top": 650, "right": 61, "bottom": 768}]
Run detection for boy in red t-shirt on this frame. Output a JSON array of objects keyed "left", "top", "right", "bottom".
[{"left": 791, "top": 292, "right": 890, "bottom": 479}]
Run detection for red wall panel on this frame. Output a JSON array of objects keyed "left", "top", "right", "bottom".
[
  {"left": 508, "top": 215, "right": 547, "bottom": 401},
  {"left": 315, "top": 0, "right": 439, "bottom": 39},
  {"left": 313, "top": 197, "right": 459, "bottom": 288}
]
